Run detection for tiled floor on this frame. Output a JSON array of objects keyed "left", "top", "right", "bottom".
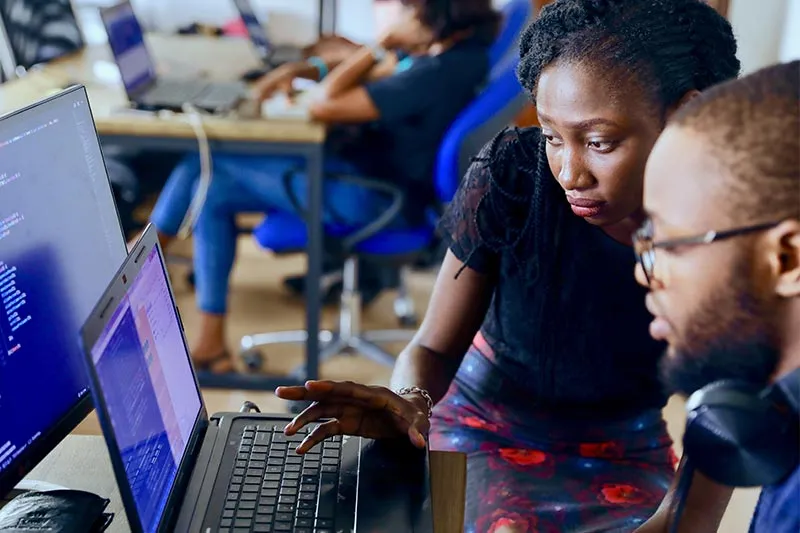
[{"left": 74, "top": 234, "right": 759, "bottom": 531}]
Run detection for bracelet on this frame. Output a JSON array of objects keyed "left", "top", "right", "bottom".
[
  {"left": 306, "top": 56, "right": 328, "bottom": 80},
  {"left": 396, "top": 387, "right": 433, "bottom": 419},
  {"left": 369, "top": 44, "right": 388, "bottom": 63}
]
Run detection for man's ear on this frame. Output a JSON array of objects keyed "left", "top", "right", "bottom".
[
  {"left": 769, "top": 219, "right": 800, "bottom": 298},
  {"left": 665, "top": 89, "right": 702, "bottom": 122}
]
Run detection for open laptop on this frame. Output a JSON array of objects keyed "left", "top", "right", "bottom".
[
  {"left": 80, "top": 224, "right": 434, "bottom": 533},
  {"left": 232, "top": 0, "right": 304, "bottom": 80},
  {"left": 99, "top": 1, "right": 246, "bottom": 113}
]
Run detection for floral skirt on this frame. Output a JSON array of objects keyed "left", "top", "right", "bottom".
[{"left": 429, "top": 333, "right": 677, "bottom": 533}]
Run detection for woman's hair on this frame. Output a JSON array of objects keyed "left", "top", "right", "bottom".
[
  {"left": 517, "top": 0, "right": 740, "bottom": 110},
  {"left": 408, "top": 0, "right": 501, "bottom": 43}
]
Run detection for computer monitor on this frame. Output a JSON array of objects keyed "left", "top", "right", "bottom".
[
  {"left": 0, "top": 86, "right": 127, "bottom": 496},
  {"left": 0, "top": 0, "right": 85, "bottom": 79},
  {"left": 99, "top": 1, "right": 157, "bottom": 99}
]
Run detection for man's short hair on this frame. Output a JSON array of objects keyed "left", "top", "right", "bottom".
[{"left": 670, "top": 60, "right": 799, "bottom": 222}]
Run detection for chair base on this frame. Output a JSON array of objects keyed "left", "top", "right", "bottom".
[{"left": 240, "top": 328, "right": 416, "bottom": 377}]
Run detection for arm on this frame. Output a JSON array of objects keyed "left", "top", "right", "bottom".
[
  {"left": 390, "top": 250, "right": 496, "bottom": 408},
  {"left": 635, "top": 457, "right": 734, "bottom": 533}
]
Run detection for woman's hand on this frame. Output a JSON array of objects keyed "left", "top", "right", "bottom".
[
  {"left": 275, "top": 380, "right": 430, "bottom": 452},
  {"left": 378, "top": 13, "right": 434, "bottom": 52},
  {"left": 251, "top": 63, "right": 300, "bottom": 102}
]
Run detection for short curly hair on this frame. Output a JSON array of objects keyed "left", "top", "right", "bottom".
[
  {"left": 670, "top": 60, "right": 800, "bottom": 222},
  {"left": 405, "top": 0, "right": 501, "bottom": 43},
  {"left": 517, "top": 0, "right": 741, "bottom": 110}
]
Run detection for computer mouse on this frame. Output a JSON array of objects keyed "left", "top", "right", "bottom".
[{"left": 240, "top": 67, "right": 269, "bottom": 82}]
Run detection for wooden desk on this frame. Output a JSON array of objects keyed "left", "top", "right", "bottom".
[
  {"left": 25, "top": 435, "right": 466, "bottom": 533},
  {"left": 0, "top": 35, "right": 327, "bottom": 389}
]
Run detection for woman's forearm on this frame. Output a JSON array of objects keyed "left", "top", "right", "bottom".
[
  {"left": 390, "top": 342, "right": 464, "bottom": 406},
  {"left": 322, "top": 46, "right": 379, "bottom": 98}
]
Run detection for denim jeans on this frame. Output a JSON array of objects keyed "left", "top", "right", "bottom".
[{"left": 150, "top": 153, "right": 396, "bottom": 314}]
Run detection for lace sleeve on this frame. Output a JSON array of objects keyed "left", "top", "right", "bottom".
[{"left": 438, "top": 127, "right": 541, "bottom": 276}]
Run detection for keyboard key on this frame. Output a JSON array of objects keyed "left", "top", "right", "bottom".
[
  {"left": 260, "top": 496, "right": 277, "bottom": 506},
  {"left": 251, "top": 453, "right": 267, "bottom": 461},
  {"left": 284, "top": 471, "right": 301, "bottom": 480},
  {"left": 234, "top": 518, "right": 251, "bottom": 528},
  {"left": 262, "top": 480, "right": 280, "bottom": 490},
  {"left": 255, "top": 432, "right": 271, "bottom": 445},
  {"left": 302, "top": 468, "right": 319, "bottom": 477},
  {"left": 271, "top": 442, "right": 288, "bottom": 451},
  {"left": 285, "top": 464, "right": 301, "bottom": 472},
  {"left": 222, "top": 510, "right": 235, "bottom": 519},
  {"left": 253, "top": 445, "right": 269, "bottom": 453},
  {"left": 272, "top": 433, "right": 288, "bottom": 444},
  {"left": 304, "top": 459, "right": 320, "bottom": 469},
  {"left": 231, "top": 476, "right": 243, "bottom": 485},
  {"left": 274, "top": 523, "right": 292, "bottom": 532},
  {"left": 297, "top": 500, "right": 316, "bottom": 510},
  {"left": 299, "top": 483, "right": 317, "bottom": 492},
  {"left": 286, "top": 455, "right": 303, "bottom": 465},
  {"left": 236, "top": 460, "right": 247, "bottom": 468},
  {"left": 298, "top": 492, "right": 316, "bottom": 501},
  {"left": 236, "top": 510, "right": 254, "bottom": 519},
  {"left": 230, "top": 484, "right": 242, "bottom": 492},
  {"left": 321, "top": 465, "right": 338, "bottom": 474},
  {"left": 224, "top": 500, "right": 236, "bottom": 510},
  {"left": 298, "top": 509, "right": 314, "bottom": 518},
  {"left": 315, "top": 529, "right": 333, "bottom": 533},
  {"left": 295, "top": 518, "right": 314, "bottom": 528},
  {"left": 315, "top": 519, "right": 334, "bottom": 528},
  {"left": 276, "top": 503, "right": 295, "bottom": 513},
  {"left": 321, "top": 457, "right": 339, "bottom": 466},
  {"left": 301, "top": 475, "right": 318, "bottom": 484},
  {"left": 238, "top": 501, "right": 256, "bottom": 510},
  {"left": 322, "top": 449, "right": 339, "bottom": 458},
  {"left": 278, "top": 495, "right": 297, "bottom": 505},
  {"left": 256, "top": 505, "right": 275, "bottom": 516},
  {"left": 267, "top": 458, "right": 284, "bottom": 466},
  {"left": 261, "top": 489, "right": 278, "bottom": 498},
  {"left": 253, "top": 525, "right": 271, "bottom": 533},
  {"left": 220, "top": 518, "right": 233, "bottom": 527},
  {"left": 241, "top": 492, "right": 257, "bottom": 501},
  {"left": 264, "top": 473, "right": 281, "bottom": 482},
  {"left": 294, "top": 530, "right": 312, "bottom": 533},
  {"left": 233, "top": 467, "right": 246, "bottom": 476},
  {"left": 275, "top": 513, "right": 293, "bottom": 522},
  {"left": 242, "top": 484, "right": 259, "bottom": 493},
  {"left": 255, "top": 515, "right": 273, "bottom": 525},
  {"left": 266, "top": 466, "right": 282, "bottom": 474}
]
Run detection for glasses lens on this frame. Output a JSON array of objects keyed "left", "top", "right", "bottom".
[{"left": 634, "top": 220, "right": 655, "bottom": 284}]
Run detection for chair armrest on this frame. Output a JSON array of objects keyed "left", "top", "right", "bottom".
[{"left": 281, "top": 171, "right": 406, "bottom": 251}]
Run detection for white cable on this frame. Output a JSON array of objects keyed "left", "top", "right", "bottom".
[{"left": 175, "top": 103, "right": 213, "bottom": 239}]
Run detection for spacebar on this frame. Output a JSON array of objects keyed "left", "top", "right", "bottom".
[{"left": 317, "top": 473, "right": 338, "bottom": 519}]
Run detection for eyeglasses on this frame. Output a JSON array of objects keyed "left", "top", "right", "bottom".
[{"left": 633, "top": 219, "right": 782, "bottom": 286}]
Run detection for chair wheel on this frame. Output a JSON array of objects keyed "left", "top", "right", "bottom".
[
  {"left": 398, "top": 314, "right": 418, "bottom": 328},
  {"left": 241, "top": 349, "right": 265, "bottom": 372}
]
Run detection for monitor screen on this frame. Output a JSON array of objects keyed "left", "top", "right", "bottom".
[
  {"left": 0, "top": 0, "right": 84, "bottom": 72},
  {"left": 100, "top": 2, "right": 155, "bottom": 96},
  {"left": 232, "top": 0, "right": 272, "bottom": 59},
  {"left": 89, "top": 246, "right": 202, "bottom": 533},
  {"left": 0, "top": 88, "right": 126, "bottom": 492}
]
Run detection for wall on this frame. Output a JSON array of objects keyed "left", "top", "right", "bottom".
[
  {"left": 780, "top": 0, "right": 800, "bottom": 62},
  {"left": 728, "top": 0, "right": 790, "bottom": 74}
]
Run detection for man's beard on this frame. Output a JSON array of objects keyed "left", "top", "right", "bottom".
[{"left": 660, "top": 259, "right": 780, "bottom": 397}]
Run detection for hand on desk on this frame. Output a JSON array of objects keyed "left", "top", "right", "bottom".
[
  {"left": 276, "top": 380, "right": 430, "bottom": 452},
  {"left": 252, "top": 64, "right": 300, "bottom": 102}
]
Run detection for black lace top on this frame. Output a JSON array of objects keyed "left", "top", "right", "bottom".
[{"left": 440, "top": 127, "right": 667, "bottom": 413}]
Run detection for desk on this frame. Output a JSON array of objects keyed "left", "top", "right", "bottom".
[
  {"left": 24, "top": 435, "right": 466, "bottom": 533},
  {"left": 0, "top": 35, "right": 327, "bottom": 390}
]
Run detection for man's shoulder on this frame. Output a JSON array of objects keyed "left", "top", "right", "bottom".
[{"left": 750, "top": 465, "right": 800, "bottom": 533}]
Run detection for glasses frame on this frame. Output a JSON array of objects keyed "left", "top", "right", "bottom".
[{"left": 633, "top": 220, "right": 782, "bottom": 286}]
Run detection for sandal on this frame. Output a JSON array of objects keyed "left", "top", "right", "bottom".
[{"left": 193, "top": 350, "right": 235, "bottom": 374}]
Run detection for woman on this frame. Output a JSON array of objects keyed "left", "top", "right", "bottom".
[
  {"left": 276, "top": 0, "right": 740, "bottom": 530},
  {"left": 150, "top": 0, "right": 500, "bottom": 372}
]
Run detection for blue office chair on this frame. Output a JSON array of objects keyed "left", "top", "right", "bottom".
[
  {"left": 489, "top": 0, "right": 531, "bottom": 77},
  {"left": 240, "top": 59, "right": 526, "bottom": 370}
]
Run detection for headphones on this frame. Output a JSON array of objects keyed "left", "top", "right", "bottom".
[{"left": 682, "top": 367, "right": 799, "bottom": 487}]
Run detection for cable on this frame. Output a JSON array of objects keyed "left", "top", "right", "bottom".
[
  {"left": 240, "top": 401, "right": 261, "bottom": 413},
  {"left": 175, "top": 102, "right": 213, "bottom": 239}
]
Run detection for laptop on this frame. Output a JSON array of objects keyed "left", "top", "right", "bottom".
[
  {"left": 232, "top": 0, "right": 304, "bottom": 78},
  {"left": 99, "top": 1, "right": 246, "bottom": 113},
  {"left": 80, "top": 224, "right": 434, "bottom": 533}
]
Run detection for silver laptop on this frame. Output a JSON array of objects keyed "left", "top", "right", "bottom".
[
  {"left": 100, "top": 1, "right": 246, "bottom": 113},
  {"left": 232, "top": 0, "right": 304, "bottom": 68},
  {"left": 80, "top": 224, "right": 434, "bottom": 533}
]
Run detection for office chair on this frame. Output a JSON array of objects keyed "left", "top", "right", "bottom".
[
  {"left": 240, "top": 58, "right": 526, "bottom": 373},
  {"left": 0, "top": 0, "right": 84, "bottom": 79}
]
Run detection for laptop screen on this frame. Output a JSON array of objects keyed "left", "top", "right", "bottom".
[
  {"left": 232, "top": 0, "right": 271, "bottom": 60},
  {"left": 101, "top": 2, "right": 156, "bottom": 96},
  {"left": 88, "top": 247, "right": 201, "bottom": 533}
]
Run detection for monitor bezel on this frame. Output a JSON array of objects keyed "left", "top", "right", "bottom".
[
  {"left": 79, "top": 224, "right": 209, "bottom": 533},
  {"left": 0, "top": 85, "right": 128, "bottom": 497}
]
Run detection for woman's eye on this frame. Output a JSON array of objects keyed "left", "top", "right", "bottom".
[
  {"left": 587, "top": 140, "right": 616, "bottom": 152},
  {"left": 543, "top": 134, "right": 562, "bottom": 146}
]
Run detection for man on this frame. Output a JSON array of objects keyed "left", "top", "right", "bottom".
[{"left": 635, "top": 60, "right": 799, "bottom": 532}]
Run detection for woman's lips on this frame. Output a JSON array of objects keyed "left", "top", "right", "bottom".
[{"left": 567, "top": 196, "right": 606, "bottom": 218}]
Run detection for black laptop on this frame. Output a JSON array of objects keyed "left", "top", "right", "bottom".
[
  {"left": 80, "top": 224, "right": 434, "bottom": 533},
  {"left": 99, "top": 1, "right": 246, "bottom": 113},
  {"left": 232, "top": 0, "right": 303, "bottom": 71}
]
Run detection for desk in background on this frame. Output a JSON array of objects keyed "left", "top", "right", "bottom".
[
  {"left": 0, "top": 34, "right": 327, "bottom": 391},
  {"left": 24, "top": 435, "right": 466, "bottom": 533}
]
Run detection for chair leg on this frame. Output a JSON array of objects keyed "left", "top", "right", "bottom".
[
  {"left": 393, "top": 267, "right": 418, "bottom": 327},
  {"left": 348, "top": 337, "right": 398, "bottom": 367}
]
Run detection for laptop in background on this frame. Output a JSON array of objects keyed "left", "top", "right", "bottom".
[
  {"left": 99, "top": 1, "right": 246, "bottom": 113},
  {"left": 232, "top": 0, "right": 304, "bottom": 69},
  {"left": 80, "top": 224, "right": 434, "bottom": 533}
]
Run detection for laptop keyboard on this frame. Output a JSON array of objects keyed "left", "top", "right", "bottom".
[{"left": 220, "top": 424, "right": 342, "bottom": 533}]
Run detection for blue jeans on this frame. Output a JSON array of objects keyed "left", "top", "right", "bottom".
[{"left": 151, "top": 153, "right": 396, "bottom": 314}]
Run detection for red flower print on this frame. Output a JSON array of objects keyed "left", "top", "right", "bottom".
[
  {"left": 598, "top": 484, "right": 651, "bottom": 506},
  {"left": 668, "top": 447, "right": 680, "bottom": 469},
  {"left": 461, "top": 415, "right": 500, "bottom": 432},
  {"left": 579, "top": 441, "right": 624, "bottom": 459},
  {"left": 499, "top": 448, "right": 547, "bottom": 466},
  {"left": 477, "top": 510, "right": 538, "bottom": 533}
]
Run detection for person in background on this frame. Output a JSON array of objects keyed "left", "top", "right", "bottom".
[
  {"left": 149, "top": 0, "right": 500, "bottom": 373},
  {"left": 275, "top": 0, "right": 740, "bottom": 530},
  {"left": 634, "top": 60, "right": 799, "bottom": 533}
]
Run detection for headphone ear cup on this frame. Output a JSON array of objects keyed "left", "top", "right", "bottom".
[{"left": 684, "top": 382, "right": 799, "bottom": 487}]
